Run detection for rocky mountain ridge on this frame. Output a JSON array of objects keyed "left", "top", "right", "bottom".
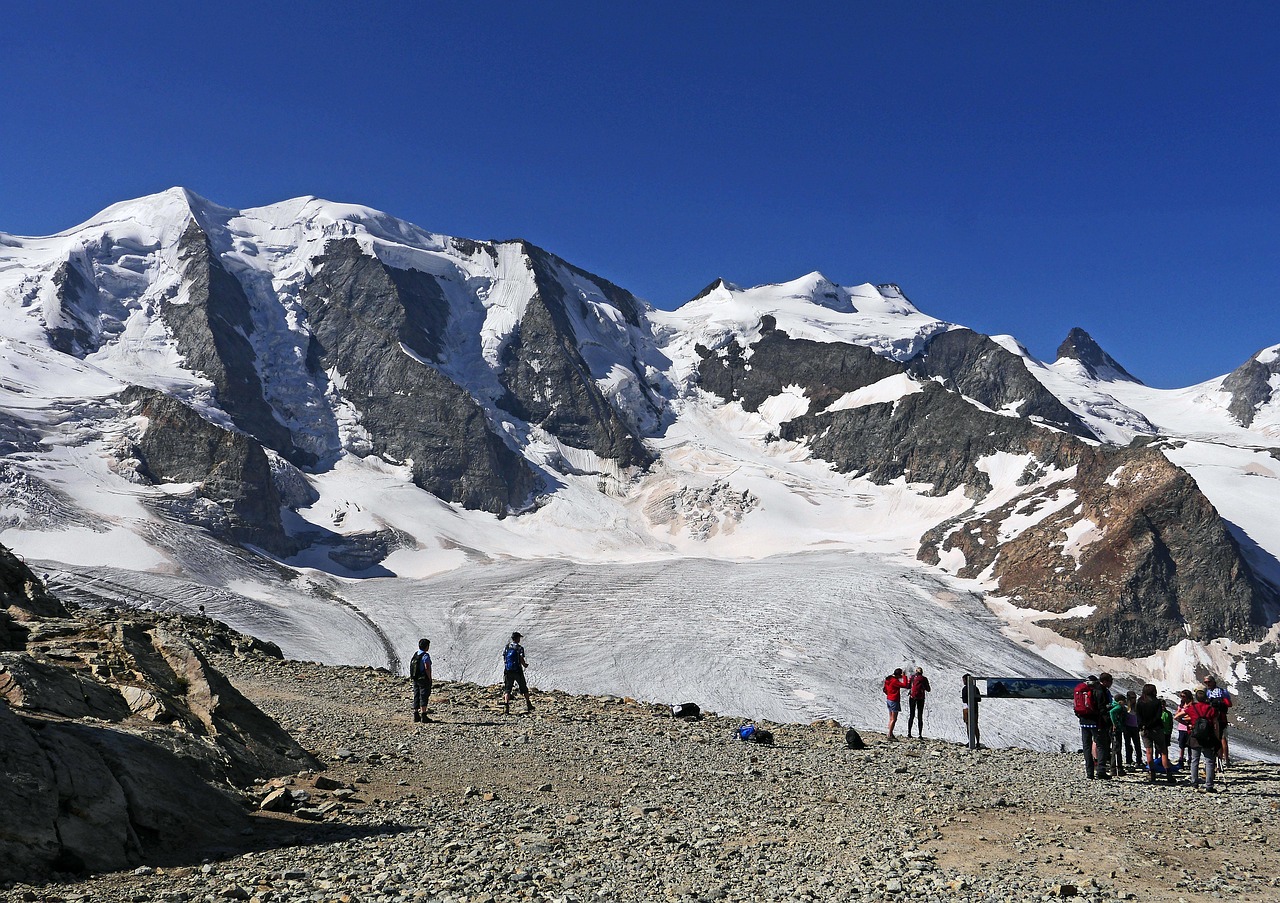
[{"left": 1, "top": 189, "right": 1278, "bottom": 695}]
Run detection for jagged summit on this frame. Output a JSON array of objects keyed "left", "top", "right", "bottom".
[{"left": 1054, "top": 326, "right": 1142, "bottom": 384}]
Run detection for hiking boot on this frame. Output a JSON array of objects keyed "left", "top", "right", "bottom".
[
  {"left": 413, "top": 713, "right": 421, "bottom": 723},
  {"left": 1096, "top": 772, "right": 1111, "bottom": 780},
  {"left": 1166, "top": 774, "right": 1176, "bottom": 785},
  {"left": 1204, "top": 786, "right": 1216, "bottom": 793}
]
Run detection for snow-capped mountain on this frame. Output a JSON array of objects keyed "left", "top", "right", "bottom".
[{"left": 2, "top": 190, "right": 1278, "bottom": 752}]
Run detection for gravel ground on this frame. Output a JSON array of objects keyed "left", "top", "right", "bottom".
[{"left": 5, "top": 651, "right": 1278, "bottom": 903}]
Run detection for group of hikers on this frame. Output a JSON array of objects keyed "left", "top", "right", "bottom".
[
  {"left": 882, "top": 667, "right": 1234, "bottom": 792},
  {"left": 1071, "top": 672, "right": 1233, "bottom": 792},
  {"left": 410, "top": 635, "right": 1234, "bottom": 793}
]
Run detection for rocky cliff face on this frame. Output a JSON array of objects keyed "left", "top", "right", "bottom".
[
  {"left": 298, "top": 238, "right": 539, "bottom": 514},
  {"left": 1222, "top": 348, "right": 1279, "bottom": 427},
  {"left": 701, "top": 322, "right": 1273, "bottom": 657},
  {"left": 496, "top": 243, "right": 655, "bottom": 468},
  {"left": 0, "top": 542, "right": 317, "bottom": 882},
  {"left": 120, "top": 387, "right": 293, "bottom": 555}
]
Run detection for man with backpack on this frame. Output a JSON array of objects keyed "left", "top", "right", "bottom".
[
  {"left": 1074, "top": 674, "right": 1110, "bottom": 779},
  {"left": 883, "top": 668, "right": 911, "bottom": 740},
  {"left": 502, "top": 631, "right": 533, "bottom": 715},
  {"left": 409, "top": 638, "right": 432, "bottom": 723},
  {"left": 1179, "top": 688, "right": 1221, "bottom": 792},
  {"left": 1107, "top": 692, "right": 1129, "bottom": 776},
  {"left": 906, "top": 667, "right": 931, "bottom": 739}
]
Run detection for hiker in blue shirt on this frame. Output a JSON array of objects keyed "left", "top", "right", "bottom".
[{"left": 503, "top": 631, "right": 533, "bottom": 715}]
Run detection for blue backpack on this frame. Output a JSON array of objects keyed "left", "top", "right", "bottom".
[{"left": 503, "top": 643, "right": 521, "bottom": 670}]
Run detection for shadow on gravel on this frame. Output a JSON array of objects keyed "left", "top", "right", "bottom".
[{"left": 139, "top": 817, "right": 419, "bottom": 873}]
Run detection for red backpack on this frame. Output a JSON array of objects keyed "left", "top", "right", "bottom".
[{"left": 1073, "top": 682, "right": 1098, "bottom": 718}]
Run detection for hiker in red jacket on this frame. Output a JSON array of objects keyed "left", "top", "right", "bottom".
[
  {"left": 883, "top": 668, "right": 911, "bottom": 741},
  {"left": 906, "top": 667, "right": 931, "bottom": 739}
]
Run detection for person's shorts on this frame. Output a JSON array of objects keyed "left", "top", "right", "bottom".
[
  {"left": 503, "top": 667, "right": 528, "bottom": 696},
  {"left": 1176, "top": 730, "right": 1189, "bottom": 749},
  {"left": 886, "top": 699, "right": 900, "bottom": 713},
  {"left": 1141, "top": 729, "right": 1169, "bottom": 754}
]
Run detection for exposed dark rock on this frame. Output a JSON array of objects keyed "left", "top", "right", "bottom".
[
  {"left": 781, "top": 381, "right": 1080, "bottom": 497},
  {"left": 0, "top": 654, "right": 132, "bottom": 720},
  {"left": 299, "top": 238, "right": 537, "bottom": 514},
  {"left": 918, "top": 445, "right": 1270, "bottom": 657},
  {"left": 687, "top": 278, "right": 729, "bottom": 304},
  {"left": 1222, "top": 351, "right": 1279, "bottom": 427},
  {"left": 169, "top": 221, "right": 307, "bottom": 464},
  {"left": 1, "top": 542, "right": 67, "bottom": 623},
  {"left": 697, "top": 321, "right": 903, "bottom": 414},
  {"left": 45, "top": 261, "right": 99, "bottom": 356},
  {"left": 908, "top": 329, "right": 1092, "bottom": 437},
  {"left": 1054, "top": 327, "right": 1142, "bottom": 383},
  {"left": 120, "top": 388, "right": 292, "bottom": 555},
  {"left": 497, "top": 243, "right": 654, "bottom": 468}
]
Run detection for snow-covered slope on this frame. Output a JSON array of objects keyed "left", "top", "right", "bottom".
[{"left": 2, "top": 190, "right": 1278, "bottom": 754}]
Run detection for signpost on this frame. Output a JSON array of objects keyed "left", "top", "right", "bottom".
[{"left": 967, "top": 676, "right": 1077, "bottom": 749}]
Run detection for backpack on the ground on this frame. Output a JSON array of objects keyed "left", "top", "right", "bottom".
[
  {"left": 844, "top": 727, "right": 865, "bottom": 750},
  {"left": 1073, "top": 683, "right": 1098, "bottom": 719},
  {"left": 1191, "top": 714, "right": 1216, "bottom": 747},
  {"left": 737, "top": 724, "right": 773, "bottom": 745},
  {"left": 670, "top": 702, "right": 701, "bottom": 719},
  {"left": 409, "top": 650, "right": 426, "bottom": 680}
]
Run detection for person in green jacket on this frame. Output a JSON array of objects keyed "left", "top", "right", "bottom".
[{"left": 1108, "top": 694, "right": 1129, "bottom": 776}]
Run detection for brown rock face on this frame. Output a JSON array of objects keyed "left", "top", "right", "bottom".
[{"left": 921, "top": 445, "right": 1269, "bottom": 656}]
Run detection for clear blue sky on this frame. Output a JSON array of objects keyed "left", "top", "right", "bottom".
[{"left": 3, "top": 2, "right": 1277, "bottom": 387}]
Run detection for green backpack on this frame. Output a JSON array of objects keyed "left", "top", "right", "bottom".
[{"left": 1158, "top": 708, "right": 1174, "bottom": 744}]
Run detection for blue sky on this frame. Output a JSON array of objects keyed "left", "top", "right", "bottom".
[{"left": 2, "top": 2, "right": 1277, "bottom": 387}]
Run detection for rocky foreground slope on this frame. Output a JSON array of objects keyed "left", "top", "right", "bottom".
[{"left": 4, "top": 629, "right": 1278, "bottom": 903}]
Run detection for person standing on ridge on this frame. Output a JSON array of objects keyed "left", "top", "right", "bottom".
[
  {"left": 1073, "top": 674, "right": 1109, "bottom": 780},
  {"left": 961, "top": 674, "right": 980, "bottom": 746},
  {"left": 409, "top": 638, "right": 432, "bottom": 723},
  {"left": 1179, "top": 688, "right": 1221, "bottom": 792},
  {"left": 1173, "top": 689, "right": 1194, "bottom": 767},
  {"left": 1107, "top": 691, "right": 1129, "bottom": 776},
  {"left": 1202, "top": 675, "right": 1232, "bottom": 766},
  {"left": 906, "top": 667, "right": 931, "bottom": 739},
  {"left": 1123, "top": 689, "right": 1142, "bottom": 767},
  {"left": 1134, "top": 684, "right": 1175, "bottom": 785},
  {"left": 502, "top": 631, "right": 533, "bottom": 715},
  {"left": 883, "top": 668, "right": 911, "bottom": 740}
]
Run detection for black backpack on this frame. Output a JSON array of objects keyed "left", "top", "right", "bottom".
[
  {"left": 409, "top": 650, "right": 427, "bottom": 680},
  {"left": 1191, "top": 714, "right": 1216, "bottom": 747},
  {"left": 844, "top": 727, "right": 865, "bottom": 750},
  {"left": 670, "top": 702, "right": 701, "bottom": 719}
]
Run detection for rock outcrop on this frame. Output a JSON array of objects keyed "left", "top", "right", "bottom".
[
  {"left": 299, "top": 238, "right": 538, "bottom": 515},
  {"left": 1222, "top": 347, "right": 1280, "bottom": 427},
  {"left": 120, "top": 387, "right": 293, "bottom": 555},
  {"left": 1055, "top": 327, "right": 1142, "bottom": 383},
  {"left": 700, "top": 323, "right": 1273, "bottom": 657},
  {"left": 0, "top": 542, "right": 318, "bottom": 882}
]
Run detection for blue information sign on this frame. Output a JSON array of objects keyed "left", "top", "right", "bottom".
[{"left": 981, "top": 677, "right": 1078, "bottom": 700}]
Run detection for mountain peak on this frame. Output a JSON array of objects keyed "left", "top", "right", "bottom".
[{"left": 1055, "top": 327, "right": 1142, "bottom": 384}]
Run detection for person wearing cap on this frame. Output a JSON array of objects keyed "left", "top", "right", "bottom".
[
  {"left": 906, "top": 667, "right": 931, "bottom": 739},
  {"left": 502, "top": 631, "right": 533, "bottom": 715},
  {"left": 1202, "top": 675, "right": 1232, "bottom": 766}
]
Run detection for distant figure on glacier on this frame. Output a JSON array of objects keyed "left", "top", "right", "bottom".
[
  {"left": 502, "top": 631, "right": 533, "bottom": 715},
  {"left": 409, "top": 638, "right": 432, "bottom": 723},
  {"left": 906, "top": 667, "right": 931, "bottom": 739},
  {"left": 883, "top": 669, "right": 911, "bottom": 740}
]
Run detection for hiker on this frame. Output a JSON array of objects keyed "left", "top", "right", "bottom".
[
  {"left": 1135, "top": 684, "right": 1175, "bottom": 785},
  {"left": 409, "top": 638, "right": 432, "bottom": 722},
  {"left": 1095, "top": 673, "right": 1116, "bottom": 775},
  {"left": 1202, "top": 675, "right": 1232, "bottom": 766},
  {"left": 1178, "top": 688, "right": 1221, "bottom": 792},
  {"left": 906, "top": 667, "right": 931, "bottom": 739},
  {"left": 883, "top": 668, "right": 911, "bottom": 740},
  {"left": 1107, "top": 692, "right": 1129, "bottom": 776},
  {"left": 1073, "top": 674, "right": 1109, "bottom": 779},
  {"left": 502, "top": 631, "right": 533, "bottom": 715},
  {"left": 1173, "top": 689, "right": 1194, "bottom": 767},
  {"left": 1123, "top": 690, "right": 1141, "bottom": 767},
  {"left": 961, "top": 674, "right": 980, "bottom": 745}
]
